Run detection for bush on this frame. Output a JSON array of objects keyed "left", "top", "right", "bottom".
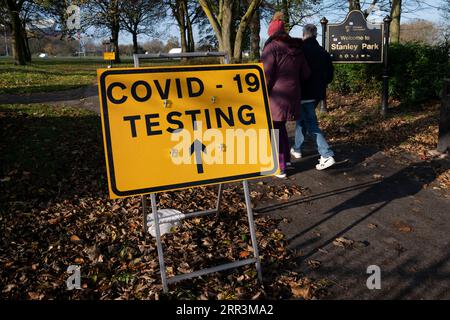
[
  {"left": 330, "top": 42, "right": 450, "bottom": 104},
  {"left": 330, "top": 63, "right": 382, "bottom": 97}
]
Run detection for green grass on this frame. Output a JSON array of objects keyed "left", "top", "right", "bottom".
[
  {"left": 0, "top": 58, "right": 108, "bottom": 94},
  {"left": 0, "top": 56, "right": 203, "bottom": 95}
]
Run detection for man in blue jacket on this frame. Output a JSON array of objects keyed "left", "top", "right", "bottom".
[{"left": 291, "top": 24, "right": 336, "bottom": 170}]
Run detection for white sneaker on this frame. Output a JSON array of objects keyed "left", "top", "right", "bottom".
[
  {"left": 316, "top": 156, "right": 336, "bottom": 170},
  {"left": 275, "top": 171, "right": 287, "bottom": 179},
  {"left": 290, "top": 148, "right": 302, "bottom": 159}
]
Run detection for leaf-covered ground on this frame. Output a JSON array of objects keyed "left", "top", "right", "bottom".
[
  {"left": 323, "top": 93, "right": 438, "bottom": 154},
  {"left": 1, "top": 92, "right": 448, "bottom": 299},
  {"left": 320, "top": 93, "right": 449, "bottom": 189},
  {"left": 0, "top": 104, "right": 328, "bottom": 300}
]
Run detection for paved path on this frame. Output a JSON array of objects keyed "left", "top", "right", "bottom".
[
  {"left": 0, "top": 85, "right": 100, "bottom": 114},
  {"left": 256, "top": 136, "right": 450, "bottom": 299},
  {"left": 2, "top": 88, "right": 449, "bottom": 299}
]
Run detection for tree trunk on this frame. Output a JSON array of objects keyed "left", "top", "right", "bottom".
[
  {"left": 233, "top": 0, "right": 261, "bottom": 62},
  {"left": 21, "top": 19, "right": 31, "bottom": 62},
  {"left": 186, "top": 22, "right": 195, "bottom": 52},
  {"left": 200, "top": 0, "right": 261, "bottom": 63},
  {"left": 281, "top": 0, "right": 289, "bottom": 30},
  {"left": 173, "top": 0, "right": 188, "bottom": 53},
  {"left": 24, "top": 31, "right": 31, "bottom": 62},
  {"left": 132, "top": 31, "right": 138, "bottom": 54},
  {"left": 179, "top": 0, "right": 195, "bottom": 52},
  {"left": 221, "top": 1, "right": 234, "bottom": 62},
  {"left": 6, "top": 0, "right": 27, "bottom": 65},
  {"left": 185, "top": 6, "right": 195, "bottom": 52},
  {"left": 111, "top": 0, "right": 121, "bottom": 64},
  {"left": 390, "top": 0, "right": 402, "bottom": 43},
  {"left": 179, "top": 24, "right": 188, "bottom": 53},
  {"left": 112, "top": 26, "right": 121, "bottom": 63},
  {"left": 437, "top": 79, "right": 450, "bottom": 153},
  {"left": 250, "top": 7, "right": 260, "bottom": 60}
]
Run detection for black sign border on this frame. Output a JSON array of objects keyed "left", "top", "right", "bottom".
[
  {"left": 99, "top": 65, "right": 278, "bottom": 197},
  {"left": 326, "top": 10, "right": 384, "bottom": 64}
]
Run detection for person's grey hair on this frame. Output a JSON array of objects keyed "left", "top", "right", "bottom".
[{"left": 303, "top": 24, "right": 318, "bottom": 39}]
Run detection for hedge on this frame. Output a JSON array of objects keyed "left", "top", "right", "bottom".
[{"left": 329, "top": 42, "right": 450, "bottom": 104}]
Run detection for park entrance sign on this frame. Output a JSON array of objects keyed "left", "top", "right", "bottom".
[
  {"left": 97, "top": 64, "right": 278, "bottom": 199},
  {"left": 326, "top": 10, "right": 384, "bottom": 63},
  {"left": 321, "top": 10, "right": 392, "bottom": 114}
]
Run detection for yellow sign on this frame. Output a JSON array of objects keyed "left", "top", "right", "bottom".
[
  {"left": 97, "top": 64, "right": 278, "bottom": 199},
  {"left": 103, "top": 52, "right": 116, "bottom": 61}
]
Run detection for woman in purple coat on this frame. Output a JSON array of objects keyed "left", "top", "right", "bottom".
[{"left": 262, "top": 16, "right": 310, "bottom": 178}]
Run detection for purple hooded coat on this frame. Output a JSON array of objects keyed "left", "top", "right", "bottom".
[{"left": 261, "top": 32, "right": 311, "bottom": 122}]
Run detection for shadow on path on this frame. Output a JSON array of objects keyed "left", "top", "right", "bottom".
[{"left": 289, "top": 161, "right": 440, "bottom": 258}]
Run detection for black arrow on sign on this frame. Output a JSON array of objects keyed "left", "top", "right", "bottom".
[{"left": 189, "top": 139, "right": 207, "bottom": 174}]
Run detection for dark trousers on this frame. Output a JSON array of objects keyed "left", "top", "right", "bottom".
[{"left": 273, "top": 121, "right": 290, "bottom": 171}]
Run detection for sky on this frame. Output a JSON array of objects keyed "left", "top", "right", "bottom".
[{"left": 113, "top": 0, "right": 448, "bottom": 46}]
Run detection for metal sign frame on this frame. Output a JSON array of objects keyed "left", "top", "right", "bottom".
[
  {"left": 133, "top": 51, "right": 230, "bottom": 67},
  {"left": 132, "top": 52, "right": 263, "bottom": 293},
  {"left": 97, "top": 65, "right": 277, "bottom": 198}
]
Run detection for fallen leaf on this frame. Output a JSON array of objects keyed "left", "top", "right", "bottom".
[
  {"left": 74, "top": 257, "right": 84, "bottom": 264},
  {"left": 307, "top": 259, "right": 321, "bottom": 269},
  {"left": 28, "top": 292, "right": 44, "bottom": 300},
  {"left": 394, "top": 222, "right": 413, "bottom": 233},
  {"left": 70, "top": 235, "right": 81, "bottom": 243},
  {"left": 239, "top": 251, "right": 251, "bottom": 259},
  {"left": 333, "top": 237, "right": 354, "bottom": 248},
  {"left": 2, "top": 284, "right": 16, "bottom": 293},
  {"left": 291, "top": 285, "right": 312, "bottom": 299}
]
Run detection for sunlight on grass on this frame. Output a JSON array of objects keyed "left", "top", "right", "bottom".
[
  {"left": 0, "top": 57, "right": 192, "bottom": 94},
  {"left": 0, "top": 58, "right": 104, "bottom": 94}
]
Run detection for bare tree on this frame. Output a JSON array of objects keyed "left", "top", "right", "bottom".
[
  {"left": 85, "top": 0, "right": 121, "bottom": 63},
  {"left": 400, "top": 19, "right": 442, "bottom": 45},
  {"left": 199, "top": 0, "right": 262, "bottom": 63},
  {"left": 120, "top": 0, "right": 163, "bottom": 54},
  {"left": 166, "top": 0, "right": 202, "bottom": 53},
  {"left": 263, "top": 0, "right": 326, "bottom": 31},
  {"left": 143, "top": 38, "right": 165, "bottom": 53},
  {"left": 2, "top": 0, "right": 30, "bottom": 65},
  {"left": 390, "top": 0, "right": 402, "bottom": 43},
  {"left": 249, "top": 4, "right": 260, "bottom": 59}
]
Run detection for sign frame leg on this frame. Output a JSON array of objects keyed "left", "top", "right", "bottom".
[
  {"left": 150, "top": 193, "right": 169, "bottom": 293},
  {"left": 216, "top": 183, "right": 223, "bottom": 213},
  {"left": 243, "top": 180, "right": 263, "bottom": 283},
  {"left": 145, "top": 182, "right": 263, "bottom": 293}
]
